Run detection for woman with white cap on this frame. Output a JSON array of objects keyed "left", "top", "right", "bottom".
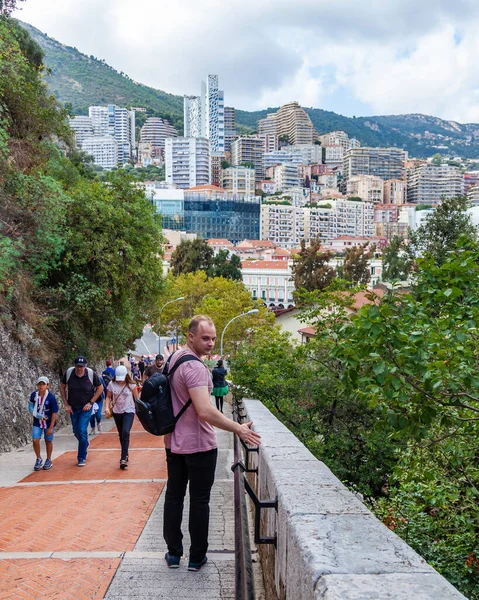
[{"left": 105, "top": 365, "right": 138, "bottom": 469}]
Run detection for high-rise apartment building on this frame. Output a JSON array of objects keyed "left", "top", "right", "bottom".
[
  {"left": 407, "top": 164, "right": 464, "bottom": 204},
  {"left": 259, "top": 133, "right": 278, "bottom": 154},
  {"left": 69, "top": 116, "right": 94, "bottom": 147},
  {"left": 258, "top": 101, "right": 315, "bottom": 145},
  {"left": 165, "top": 137, "right": 210, "bottom": 189},
  {"left": 269, "top": 164, "right": 301, "bottom": 192},
  {"left": 221, "top": 166, "right": 256, "bottom": 194},
  {"left": 140, "top": 117, "right": 178, "bottom": 150},
  {"left": 89, "top": 106, "right": 109, "bottom": 136},
  {"left": 224, "top": 106, "right": 237, "bottom": 153},
  {"left": 343, "top": 147, "right": 407, "bottom": 183},
  {"left": 184, "top": 75, "right": 225, "bottom": 154},
  {"left": 81, "top": 135, "right": 118, "bottom": 170},
  {"left": 231, "top": 136, "right": 264, "bottom": 183},
  {"left": 88, "top": 105, "right": 135, "bottom": 164},
  {"left": 347, "top": 175, "right": 384, "bottom": 203},
  {"left": 261, "top": 198, "right": 374, "bottom": 247},
  {"left": 263, "top": 150, "right": 304, "bottom": 174},
  {"left": 260, "top": 204, "right": 307, "bottom": 248},
  {"left": 383, "top": 179, "right": 407, "bottom": 205}
]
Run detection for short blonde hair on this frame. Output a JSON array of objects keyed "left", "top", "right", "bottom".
[{"left": 188, "top": 315, "right": 215, "bottom": 334}]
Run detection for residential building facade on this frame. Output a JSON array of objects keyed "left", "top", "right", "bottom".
[
  {"left": 231, "top": 136, "right": 264, "bottom": 183},
  {"left": 165, "top": 137, "right": 210, "bottom": 189},
  {"left": 347, "top": 175, "right": 384, "bottom": 203},
  {"left": 81, "top": 135, "right": 118, "bottom": 169},
  {"left": 221, "top": 166, "right": 256, "bottom": 194},
  {"left": 407, "top": 164, "right": 464, "bottom": 204},
  {"left": 343, "top": 147, "right": 407, "bottom": 183}
]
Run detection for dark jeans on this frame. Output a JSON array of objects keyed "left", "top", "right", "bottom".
[
  {"left": 112, "top": 412, "right": 135, "bottom": 461},
  {"left": 163, "top": 448, "right": 218, "bottom": 563},
  {"left": 215, "top": 396, "right": 224, "bottom": 412},
  {"left": 89, "top": 398, "right": 103, "bottom": 427}
]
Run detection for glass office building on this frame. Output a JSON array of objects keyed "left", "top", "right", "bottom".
[{"left": 183, "top": 190, "right": 261, "bottom": 243}]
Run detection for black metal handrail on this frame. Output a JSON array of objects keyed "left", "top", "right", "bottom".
[{"left": 231, "top": 395, "right": 278, "bottom": 600}]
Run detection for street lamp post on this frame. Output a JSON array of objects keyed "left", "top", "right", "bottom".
[
  {"left": 220, "top": 309, "right": 259, "bottom": 358},
  {"left": 158, "top": 297, "right": 184, "bottom": 354}
]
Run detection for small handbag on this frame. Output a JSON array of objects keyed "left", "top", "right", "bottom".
[{"left": 105, "top": 383, "right": 127, "bottom": 418}]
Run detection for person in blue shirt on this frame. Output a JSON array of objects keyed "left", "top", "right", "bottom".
[{"left": 29, "top": 376, "right": 59, "bottom": 471}]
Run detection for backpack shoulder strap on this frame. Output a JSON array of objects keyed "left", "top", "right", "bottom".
[
  {"left": 167, "top": 354, "right": 202, "bottom": 378},
  {"left": 66, "top": 367, "right": 74, "bottom": 383},
  {"left": 167, "top": 354, "right": 203, "bottom": 422},
  {"left": 86, "top": 368, "right": 94, "bottom": 386}
]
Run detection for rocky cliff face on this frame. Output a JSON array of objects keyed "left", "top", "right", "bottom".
[{"left": 0, "top": 324, "right": 69, "bottom": 453}]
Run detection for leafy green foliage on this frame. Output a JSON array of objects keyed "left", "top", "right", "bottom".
[
  {"left": 292, "top": 238, "right": 336, "bottom": 293},
  {"left": 409, "top": 196, "right": 478, "bottom": 266},
  {"left": 170, "top": 238, "right": 214, "bottom": 277},
  {"left": 156, "top": 271, "right": 273, "bottom": 356},
  {"left": 340, "top": 243, "right": 374, "bottom": 285},
  {"left": 334, "top": 240, "right": 479, "bottom": 596},
  {"left": 212, "top": 249, "right": 242, "bottom": 281},
  {"left": 0, "top": 18, "right": 166, "bottom": 364},
  {"left": 382, "top": 236, "right": 413, "bottom": 282}
]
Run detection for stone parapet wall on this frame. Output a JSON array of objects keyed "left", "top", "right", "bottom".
[{"left": 243, "top": 399, "right": 466, "bottom": 600}]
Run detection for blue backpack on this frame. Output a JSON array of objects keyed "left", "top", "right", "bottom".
[{"left": 135, "top": 354, "right": 201, "bottom": 436}]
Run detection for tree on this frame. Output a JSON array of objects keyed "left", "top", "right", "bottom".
[
  {"left": 382, "top": 236, "right": 413, "bottom": 282},
  {"left": 157, "top": 271, "right": 273, "bottom": 355},
  {"left": 409, "top": 196, "right": 478, "bottom": 266},
  {"left": 336, "top": 239, "right": 479, "bottom": 596},
  {"left": 212, "top": 249, "right": 242, "bottom": 280},
  {"left": 170, "top": 238, "right": 213, "bottom": 276},
  {"left": 341, "top": 243, "right": 374, "bottom": 285},
  {"left": 292, "top": 238, "right": 336, "bottom": 293}
]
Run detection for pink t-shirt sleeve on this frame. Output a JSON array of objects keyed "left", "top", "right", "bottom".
[{"left": 182, "top": 361, "right": 212, "bottom": 390}]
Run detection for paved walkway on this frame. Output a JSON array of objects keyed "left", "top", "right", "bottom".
[{"left": 0, "top": 404, "right": 239, "bottom": 599}]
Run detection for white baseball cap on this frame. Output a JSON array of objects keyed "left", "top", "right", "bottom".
[
  {"left": 36, "top": 376, "right": 50, "bottom": 385},
  {"left": 115, "top": 365, "right": 128, "bottom": 381}
]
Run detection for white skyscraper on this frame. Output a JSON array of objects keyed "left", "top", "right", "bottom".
[
  {"left": 184, "top": 96, "right": 202, "bottom": 138},
  {"left": 89, "top": 106, "right": 109, "bottom": 136},
  {"left": 165, "top": 137, "right": 211, "bottom": 189},
  {"left": 183, "top": 75, "right": 225, "bottom": 154}
]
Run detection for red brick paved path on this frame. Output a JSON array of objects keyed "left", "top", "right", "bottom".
[{"left": 0, "top": 417, "right": 165, "bottom": 599}]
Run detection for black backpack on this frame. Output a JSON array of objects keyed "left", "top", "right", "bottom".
[{"left": 135, "top": 354, "right": 202, "bottom": 436}]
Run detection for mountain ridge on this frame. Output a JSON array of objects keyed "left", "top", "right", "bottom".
[{"left": 19, "top": 20, "right": 479, "bottom": 159}]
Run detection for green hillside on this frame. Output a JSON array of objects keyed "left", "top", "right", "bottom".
[
  {"left": 18, "top": 21, "right": 184, "bottom": 131},
  {"left": 19, "top": 21, "right": 479, "bottom": 158}
]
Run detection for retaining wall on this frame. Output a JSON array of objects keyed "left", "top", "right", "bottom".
[{"left": 244, "top": 399, "right": 467, "bottom": 600}]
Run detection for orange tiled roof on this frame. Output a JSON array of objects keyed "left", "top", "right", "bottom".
[
  {"left": 241, "top": 261, "right": 290, "bottom": 270},
  {"left": 187, "top": 184, "right": 227, "bottom": 192},
  {"left": 207, "top": 238, "right": 233, "bottom": 245}
]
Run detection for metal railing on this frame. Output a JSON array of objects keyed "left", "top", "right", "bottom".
[{"left": 231, "top": 396, "right": 278, "bottom": 600}]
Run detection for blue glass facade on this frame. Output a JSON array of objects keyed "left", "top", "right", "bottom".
[{"left": 183, "top": 192, "right": 261, "bottom": 243}]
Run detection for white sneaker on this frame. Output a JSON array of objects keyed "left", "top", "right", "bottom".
[
  {"left": 89, "top": 428, "right": 96, "bottom": 435},
  {"left": 97, "top": 423, "right": 102, "bottom": 433}
]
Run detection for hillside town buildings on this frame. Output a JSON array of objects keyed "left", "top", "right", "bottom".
[{"left": 407, "top": 164, "right": 464, "bottom": 204}]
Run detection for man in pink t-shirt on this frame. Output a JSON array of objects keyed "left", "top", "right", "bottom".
[{"left": 163, "top": 315, "right": 261, "bottom": 572}]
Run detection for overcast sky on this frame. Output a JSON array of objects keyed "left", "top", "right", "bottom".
[{"left": 14, "top": 0, "right": 479, "bottom": 122}]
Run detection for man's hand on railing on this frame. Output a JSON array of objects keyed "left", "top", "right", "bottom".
[{"left": 237, "top": 421, "right": 261, "bottom": 446}]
